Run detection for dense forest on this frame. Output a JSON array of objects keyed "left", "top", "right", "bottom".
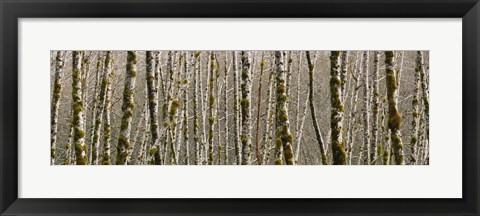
[{"left": 50, "top": 50, "right": 429, "bottom": 165}]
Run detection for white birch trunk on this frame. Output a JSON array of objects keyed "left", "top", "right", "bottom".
[
  {"left": 115, "top": 51, "right": 138, "bottom": 165},
  {"left": 232, "top": 51, "right": 242, "bottom": 165},
  {"left": 240, "top": 51, "right": 253, "bottom": 165},
  {"left": 51, "top": 51, "right": 64, "bottom": 165},
  {"left": 274, "top": 51, "right": 295, "bottom": 165},
  {"left": 360, "top": 51, "right": 371, "bottom": 165},
  {"left": 71, "top": 51, "right": 88, "bottom": 165}
]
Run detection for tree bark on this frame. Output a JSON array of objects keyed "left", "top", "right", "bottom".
[
  {"left": 360, "top": 51, "right": 371, "bottom": 165},
  {"left": 385, "top": 51, "right": 405, "bottom": 165},
  {"left": 418, "top": 51, "right": 429, "bottom": 162},
  {"left": 371, "top": 51, "right": 380, "bottom": 164},
  {"left": 262, "top": 58, "right": 275, "bottom": 165},
  {"left": 115, "top": 51, "right": 138, "bottom": 165},
  {"left": 101, "top": 52, "right": 114, "bottom": 165},
  {"left": 207, "top": 52, "right": 217, "bottom": 165},
  {"left": 274, "top": 51, "right": 295, "bottom": 165},
  {"left": 192, "top": 51, "right": 201, "bottom": 165},
  {"left": 182, "top": 52, "right": 191, "bottom": 165},
  {"left": 409, "top": 51, "right": 422, "bottom": 165},
  {"left": 254, "top": 53, "right": 266, "bottom": 165},
  {"left": 345, "top": 52, "right": 362, "bottom": 164},
  {"left": 305, "top": 51, "right": 328, "bottom": 165},
  {"left": 71, "top": 51, "right": 88, "bottom": 165},
  {"left": 330, "top": 51, "right": 347, "bottom": 165},
  {"left": 232, "top": 51, "right": 242, "bottom": 165},
  {"left": 240, "top": 51, "right": 253, "bottom": 165},
  {"left": 146, "top": 51, "right": 161, "bottom": 165},
  {"left": 51, "top": 51, "right": 64, "bottom": 165},
  {"left": 223, "top": 51, "right": 230, "bottom": 165}
]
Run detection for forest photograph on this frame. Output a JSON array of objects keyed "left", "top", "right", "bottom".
[{"left": 50, "top": 50, "right": 429, "bottom": 165}]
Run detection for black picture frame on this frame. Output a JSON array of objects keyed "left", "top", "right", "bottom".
[{"left": 1, "top": 0, "right": 479, "bottom": 215}]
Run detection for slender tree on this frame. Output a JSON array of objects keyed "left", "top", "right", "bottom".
[
  {"left": 129, "top": 97, "right": 147, "bottom": 165},
  {"left": 294, "top": 52, "right": 307, "bottom": 163},
  {"left": 71, "top": 51, "right": 88, "bottom": 165},
  {"left": 223, "top": 51, "right": 230, "bottom": 165},
  {"left": 261, "top": 61, "right": 275, "bottom": 165},
  {"left": 80, "top": 53, "right": 91, "bottom": 131},
  {"left": 274, "top": 51, "right": 295, "bottom": 165},
  {"left": 87, "top": 54, "right": 103, "bottom": 164},
  {"left": 136, "top": 87, "right": 150, "bottom": 164},
  {"left": 409, "top": 51, "right": 422, "bottom": 165},
  {"left": 285, "top": 51, "right": 293, "bottom": 97},
  {"left": 192, "top": 51, "right": 201, "bottom": 165},
  {"left": 101, "top": 52, "right": 114, "bottom": 165},
  {"left": 146, "top": 51, "right": 161, "bottom": 165},
  {"left": 240, "top": 51, "right": 253, "bottom": 165},
  {"left": 360, "top": 51, "right": 371, "bottom": 165},
  {"left": 371, "top": 51, "right": 381, "bottom": 164},
  {"left": 116, "top": 51, "right": 138, "bottom": 165},
  {"left": 385, "top": 51, "right": 405, "bottom": 165},
  {"left": 232, "top": 51, "right": 242, "bottom": 165},
  {"left": 207, "top": 52, "right": 217, "bottom": 165},
  {"left": 200, "top": 52, "right": 209, "bottom": 165},
  {"left": 182, "top": 52, "right": 191, "bottom": 165},
  {"left": 345, "top": 52, "right": 362, "bottom": 164},
  {"left": 418, "top": 51, "right": 429, "bottom": 157},
  {"left": 305, "top": 51, "right": 328, "bottom": 165},
  {"left": 330, "top": 51, "right": 347, "bottom": 165},
  {"left": 91, "top": 52, "right": 110, "bottom": 165},
  {"left": 51, "top": 51, "right": 64, "bottom": 165},
  {"left": 340, "top": 51, "right": 348, "bottom": 101},
  {"left": 254, "top": 53, "right": 266, "bottom": 164}
]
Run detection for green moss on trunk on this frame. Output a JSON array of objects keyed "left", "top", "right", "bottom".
[{"left": 384, "top": 51, "right": 404, "bottom": 165}]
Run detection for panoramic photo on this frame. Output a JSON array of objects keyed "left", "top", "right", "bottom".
[{"left": 50, "top": 50, "right": 429, "bottom": 165}]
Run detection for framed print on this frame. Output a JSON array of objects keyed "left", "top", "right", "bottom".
[{"left": 1, "top": 0, "right": 479, "bottom": 215}]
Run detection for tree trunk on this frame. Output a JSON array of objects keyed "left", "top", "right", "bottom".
[
  {"left": 51, "top": 51, "right": 64, "bottom": 165},
  {"left": 360, "top": 51, "right": 371, "bottom": 165},
  {"left": 115, "top": 51, "right": 138, "bottom": 165},
  {"left": 207, "top": 52, "right": 217, "bottom": 165},
  {"left": 168, "top": 53, "right": 180, "bottom": 165},
  {"left": 136, "top": 88, "right": 150, "bottom": 165},
  {"left": 371, "top": 51, "right": 380, "bottom": 164},
  {"left": 146, "top": 51, "right": 161, "bottom": 165},
  {"left": 87, "top": 54, "right": 103, "bottom": 164},
  {"left": 192, "top": 51, "right": 201, "bottom": 165},
  {"left": 101, "top": 52, "right": 114, "bottom": 165},
  {"left": 262, "top": 59, "right": 275, "bottom": 164},
  {"left": 305, "top": 51, "right": 328, "bottom": 165},
  {"left": 340, "top": 51, "right": 348, "bottom": 101},
  {"left": 345, "top": 52, "right": 362, "bottom": 164},
  {"left": 90, "top": 52, "right": 110, "bottom": 165},
  {"left": 232, "top": 51, "right": 242, "bottom": 165},
  {"left": 200, "top": 53, "right": 210, "bottom": 165},
  {"left": 274, "top": 51, "right": 295, "bottom": 165},
  {"left": 129, "top": 96, "right": 147, "bottom": 165},
  {"left": 80, "top": 53, "right": 90, "bottom": 135},
  {"left": 408, "top": 52, "right": 422, "bottom": 164},
  {"left": 254, "top": 53, "right": 266, "bottom": 165},
  {"left": 418, "top": 51, "right": 429, "bottom": 162},
  {"left": 285, "top": 51, "right": 293, "bottom": 98},
  {"left": 71, "top": 51, "right": 88, "bottom": 165},
  {"left": 329, "top": 51, "right": 347, "bottom": 165},
  {"left": 294, "top": 94, "right": 310, "bottom": 164},
  {"left": 385, "top": 51, "right": 405, "bottom": 165},
  {"left": 223, "top": 51, "right": 230, "bottom": 165},
  {"left": 240, "top": 51, "right": 253, "bottom": 165},
  {"left": 182, "top": 52, "right": 191, "bottom": 165}
]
